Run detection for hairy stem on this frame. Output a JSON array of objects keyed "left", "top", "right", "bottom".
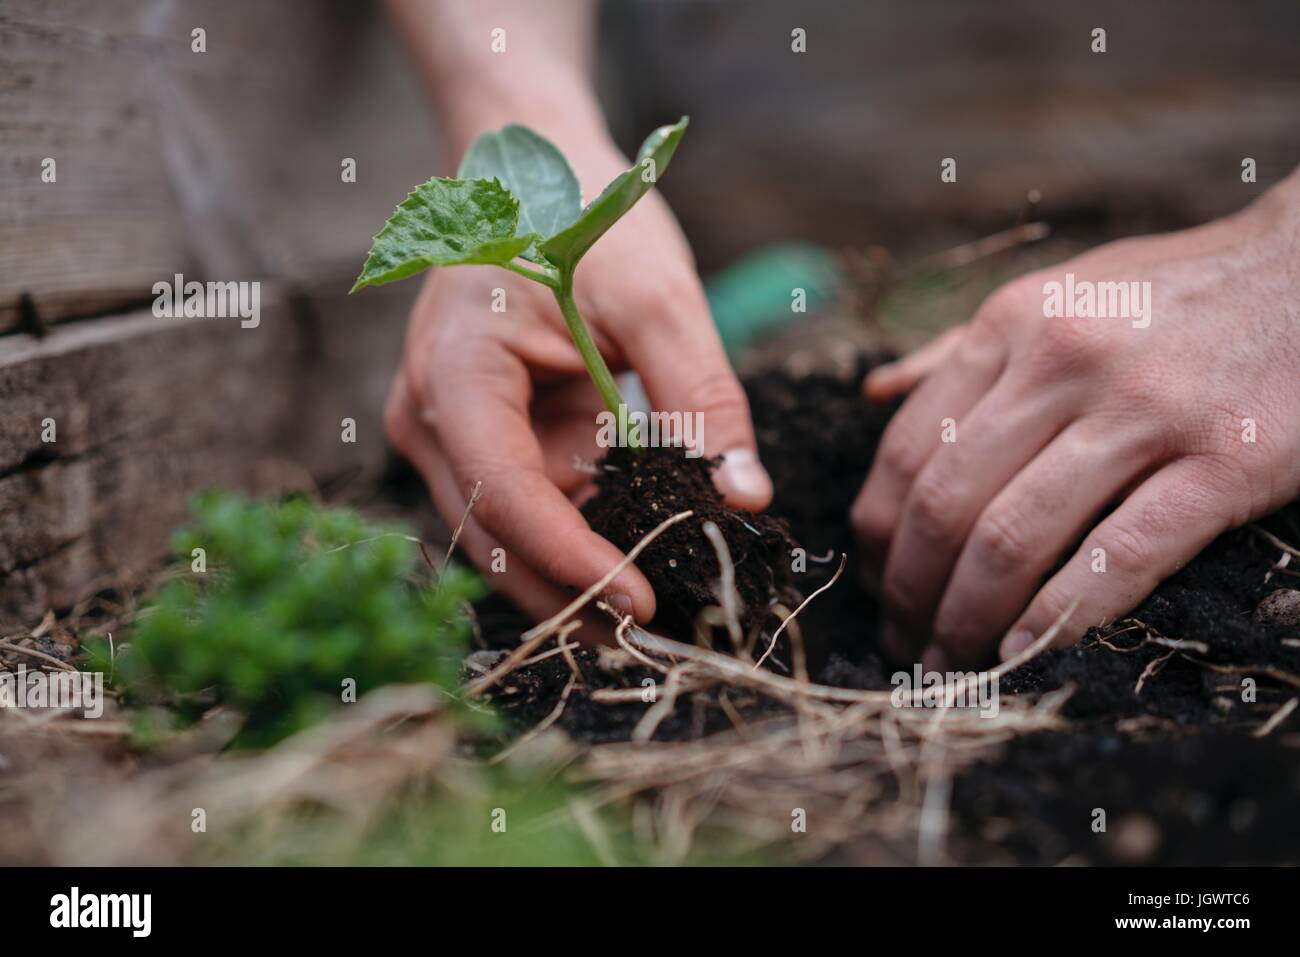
[{"left": 553, "top": 278, "right": 642, "bottom": 451}]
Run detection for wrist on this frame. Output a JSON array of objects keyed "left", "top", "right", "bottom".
[
  {"left": 1240, "top": 165, "right": 1300, "bottom": 237},
  {"left": 435, "top": 61, "right": 626, "bottom": 192}
]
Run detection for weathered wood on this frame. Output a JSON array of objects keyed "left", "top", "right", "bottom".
[
  {"left": 0, "top": 0, "right": 440, "bottom": 331},
  {"left": 0, "top": 279, "right": 413, "bottom": 625},
  {"left": 1, "top": 0, "right": 431, "bottom": 621}
]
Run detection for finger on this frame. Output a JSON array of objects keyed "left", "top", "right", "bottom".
[
  {"left": 424, "top": 450, "right": 618, "bottom": 642},
  {"left": 929, "top": 420, "right": 1160, "bottom": 667},
  {"left": 879, "top": 377, "right": 1073, "bottom": 656},
  {"left": 388, "top": 377, "right": 618, "bottom": 638},
  {"left": 386, "top": 372, "right": 571, "bottom": 611},
  {"left": 529, "top": 377, "right": 608, "bottom": 494},
  {"left": 423, "top": 342, "right": 657, "bottom": 622},
  {"left": 999, "top": 457, "right": 1236, "bottom": 660},
  {"left": 864, "top": 325, "right": 967, "bottom": 403},
  {"left": 851, "top": 334, "right": 1006, "bottom": 598},
  {"left": 619, "top": 281, "right": 773, "bottom": 512}
]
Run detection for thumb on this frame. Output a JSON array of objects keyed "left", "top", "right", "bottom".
[{"left": 622, "top": 289, "right": 773, "bottom": 512}]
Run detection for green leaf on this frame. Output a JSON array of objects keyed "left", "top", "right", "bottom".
[
  {"left": 351, "top": 177, "right": 537, "bottom": 292},
  {"left": 458, "top": 124, "right": 582, "bottom": 260},
  {"left": 539, "top": 116, "right": 689, "bottom": 274}
]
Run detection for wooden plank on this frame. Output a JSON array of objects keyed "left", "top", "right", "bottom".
[
  {"left": 0, "top": 0, "right": 440, "bottom": 331},
  {"left": 0, "top": 279, "right": 413, "bottom": 626}
]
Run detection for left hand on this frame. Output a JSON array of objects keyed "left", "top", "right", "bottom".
[{"left": 852, "top": 176, "right": 1300, "bottom": 669}]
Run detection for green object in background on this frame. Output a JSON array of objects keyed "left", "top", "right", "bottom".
[{"left": 705, "top": 242, "right": 843, "bottom": 355}]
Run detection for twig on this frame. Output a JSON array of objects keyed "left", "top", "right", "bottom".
[
  {"left": 1135, "top": 651, "right": 1174, "bottom": 696},
  {"left": 633, "top": 667, "right": 687, "bottom": 743},
  {"left": 0, "top": 640, "right": 78, "bottom": 672},
  {"left": 902, "top": 222, "right": 1050, "bottom": 277},
  {"left": 1264, "top": 550, "right": 1292, "bottom": 584},
  {"left": 626, "top": 625, "right": 896, "bottom": 705},
  {"left": 1252, "top": 525, "right": 1300, "bottom": 560},
  {"left": 754, "top": 554, "right": 846, "bottom": 670},
  {"left": 488, "top": 673, "right": 578, "bottom": 765},
  {"left": 701, "top": 521, "right": 742, "bottom": 650},
  {"left": 1252, "top": 696, "right": 1298, "bottom": 738},
  {"left": 465, "top": 511, "right": 693, "bottom": 697},
  {"left": 441, "top": 480, "right": 483, "bottom": 573}
]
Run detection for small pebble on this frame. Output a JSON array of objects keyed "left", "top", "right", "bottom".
[
  {"left": 1253, "top": 588, "right": 1300, "bottom": 627},
  {"left": 1107, "top": 813, "right": 1162, "bottom": 862},
  {"left": 463, "top": 649, "right": 507, "bottom": 676}
]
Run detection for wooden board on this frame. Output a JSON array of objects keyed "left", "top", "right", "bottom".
[
  {"left": 0, "top": 279, "right": 413, "bottom": 625},
  {"left": 0, "top": 0, "right": 440, "bottom": 331}
]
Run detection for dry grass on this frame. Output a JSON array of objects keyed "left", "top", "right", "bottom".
[{"left": 5, "top": 502, "right": 1298, "bottom": 867}]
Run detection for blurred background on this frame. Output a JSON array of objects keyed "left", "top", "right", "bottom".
[{"left": 2, "top": 0, "right": 1298, "bottom": 624}]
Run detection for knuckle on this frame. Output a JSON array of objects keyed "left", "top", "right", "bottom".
[
  {"left": 972, "top": 277, "right": 1037, "bottom": 338},
  {"left": 907, "top": 471, "right": 961, "bottom": 542},
  {"left": 971, "top": 503, "right": 1034, "bottom": 570},
  {"left": 685, "top": 368, "right": 749, "bottom": 421},
  {"left": 1189, "top": 454, "right": 1260, "bottom": 525},
  {"left": 1033, "top": 316, "right": 1113, "bottom": 372},
  {"left": 878, "top": 420, "right": 930, "bottom": 484},
  {"left": 621, "top": 270, "right": 704, "bottom": 326},
  {"left": 1101, "top": 521, "right": 1152, "bottom": 573}
]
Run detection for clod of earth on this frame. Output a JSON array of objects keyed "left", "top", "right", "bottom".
[{"left": 581, "top": 445, "right": 795, "bottom": 635}]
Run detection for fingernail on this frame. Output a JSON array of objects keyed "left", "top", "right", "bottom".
[
  {"left": 715, "top": 448, "right": 773, "bottom": 509},
  {"left": 1000, "top": 628, "right": 1035, "bottom": 661},
  {"left": 607, "top": 592, "right": 634, "bottom": 616},
  {"left": 921, "top": 644, "right": 949, "bottom": 673},
  {"left": 863, "top": 366, "right": 898, "bottom": 403}
]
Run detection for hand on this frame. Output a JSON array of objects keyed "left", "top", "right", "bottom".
[
  {"left": 852, "top": 176, "right": 1300, "bottom": 668},
  {"left": 384, "top": 177, "right": 773, "bottom": 627}
]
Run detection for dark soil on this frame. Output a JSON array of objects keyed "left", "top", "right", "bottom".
[
  {"left": 580, "top": 444, "right": 795, "bottom": 635},
  {"left": 950, "top": 732, "right": 1300, "bottom": 865},
  {"left": 472, "top": 354, "right": 1300, "bottom": 863}
]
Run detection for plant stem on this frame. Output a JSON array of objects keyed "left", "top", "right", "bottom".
[
  {"left": 553, "top": 278, "right": 642, "bottom": 451},
  {"left": 503, "top": 259, "right": 559, "bottom": 288}
]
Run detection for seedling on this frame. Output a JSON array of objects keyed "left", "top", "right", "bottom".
[{"left": 351, "top": 117, "right": 690, "bottom": 449}]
